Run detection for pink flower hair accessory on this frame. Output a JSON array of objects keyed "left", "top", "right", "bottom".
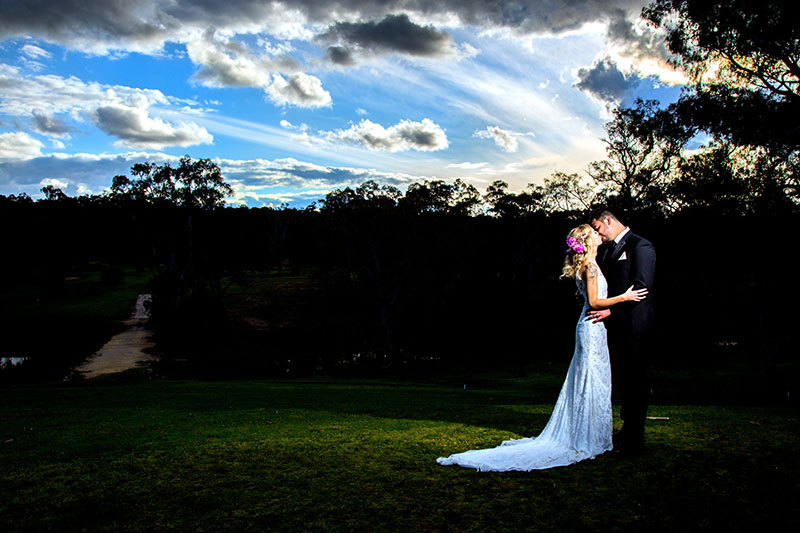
[{"left": 565, "top": 236, "right": 584, "bottom": 254}]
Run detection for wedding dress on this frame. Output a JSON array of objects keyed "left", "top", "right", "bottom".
[{"left": 437, "top": 263, "right": 613, "bottom": 471}]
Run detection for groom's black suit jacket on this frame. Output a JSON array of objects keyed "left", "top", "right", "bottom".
[
  {"left": 598, "top": 229, "right": 655, "bottom": 435},
  {"left": 599, "top": 230, "right": 656, "bottom": 336}
]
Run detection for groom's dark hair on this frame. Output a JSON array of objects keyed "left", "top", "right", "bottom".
[{"left": 589, "top": 206, "right": 623, "bottom": 224}]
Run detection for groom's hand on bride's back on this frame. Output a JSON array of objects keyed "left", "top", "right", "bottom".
[{"left": 586, "top": 309, "right": 611, "bottom": 323}]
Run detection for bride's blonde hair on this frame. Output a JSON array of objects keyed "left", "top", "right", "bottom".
[{"left": 560, "top": 224, "right": 597, "bottom": 279}]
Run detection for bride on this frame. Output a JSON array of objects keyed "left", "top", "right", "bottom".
[{"left": 437, "top": 224, "right": 648, "bottom": 471}]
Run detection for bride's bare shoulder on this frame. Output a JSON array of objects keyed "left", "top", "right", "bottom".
[
  {"left": 577, "top": 261, "right": 598, "bottom": 281},
  {"left": 581, "top": 261, "right": 599, "bottom": 280}
]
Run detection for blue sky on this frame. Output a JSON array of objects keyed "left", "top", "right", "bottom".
[{"left": 0, "top": 0, "right": 687, "bottom": 207}]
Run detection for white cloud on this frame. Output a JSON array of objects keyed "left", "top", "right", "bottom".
[
  {"left": 19, "top": 44, "right": 52, "bottom": 70},
  {"left": 216, "top": 156, "right": 427, "bottom": 203},
  {"left": 266, "top": 72, "right": 332, "bottom": 108},
  {"left": 0, "top": 70, "right": 109, "bottom": 117},
  {"left": 458, "top": 42, "right": 480, "bottom": 59},
  {"left": 258, "top": 38, "right": 296, "bottom": 57},
  {"left": 187, "top": 33, "right": 275, "bottom": 88},
  {"left": 0, "top": 67, "right": 213, "bottom": 149},
  {"left": 319, "top": 118, "right": 449, "bottom": 152},
  {"left": 40, "top": 177, "right": 69, "bottom": 189},
  {"left": 473, "top": 126, "right": 519, "bottom": 152},
  {"left": 290, "top": 132, "right": 314, "bottom": 146},
  {"left": 20, "top": 44, "right": 51, "bottom": 59},
  {"left": 279, "top": 120, "right": 309, "bottom": 132},
  {"left": 0, "top": 132, "right": 44, "bottom": 161},
  {"left": 446, "top": 161, "right": 488, "bottom": 170},
  {"left": 186, "top": 30, "right": 299, "bottom": 88},
  {"left": 93, "top": 104, "right": 213, "bottom": 149}
]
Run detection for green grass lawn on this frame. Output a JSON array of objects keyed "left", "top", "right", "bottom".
[{"left": 2, "top": 372, "right": 798, "bottom": 531}]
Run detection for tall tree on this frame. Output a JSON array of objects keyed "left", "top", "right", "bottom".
[
  {"left": 483, "top": 180, "right": 545, "bottom": 218},
  {"left": 400, "top": 179, "right": 481, "bottom": 216},
  {"left": 537, "top": 172, "right": 596, "bottom": 212},
  {"left": 644, "top": 0, "right": 800, "bottom": 152},
  {"left": 320, "top": 180, "right": 401, "bottom": 212},
  {"left": 109, "top": 157, "right": 233, "bottom": 209},
  {"left": 587, "top": 99, "right": 686, "bottom": 212},
  {"left": 40, "top": 185, "right": 69, "bottom": 202},
  {"left": 666, "top": 142, "right": 754, "bottom": 214}
]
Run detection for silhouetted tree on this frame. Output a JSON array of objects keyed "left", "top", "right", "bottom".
[
  {"left": 483, "top": 180, "right": 545, "bottom": 218},
  {"left": 666, "top": 142, "right": 751, "bottom": 214},
  {"left": 645, "top": 0, "right": 800, "bottom": 152},
  {"left": 587, "top": 99, "right": 685, "bottom": 213},
  {"left": 537, "top": 172, "right": 596, "bottom": 212},
  {"left": 40, "top": 185, "right": 69, "bottom": 202},
  {"left": 0, "top": 192, "right": 33, "bottom": 205},
  {"left": 109, "top": 157, "right": 233, "bottom": 209},
  {"left": 320, "top": 180, "right": 401, "bottom": 212},
  {"left": 400, "top": 179, "right": 481, "bottom": 216}
]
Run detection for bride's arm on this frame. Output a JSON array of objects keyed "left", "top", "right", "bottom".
[{"left": 582, "top": 262, "right": 648, "bottom": 310}]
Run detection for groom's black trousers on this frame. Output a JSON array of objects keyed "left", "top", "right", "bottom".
[{"left": 607, "top": 325, "right": 651, "bottom": 437}]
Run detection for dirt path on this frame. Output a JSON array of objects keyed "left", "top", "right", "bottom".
[{"left": 74, "top": 295, "right": 156, "bottom": 379}]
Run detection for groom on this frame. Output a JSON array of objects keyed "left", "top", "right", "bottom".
[{"left": 587, "top": 207, "right": 656, "bottom": 455}]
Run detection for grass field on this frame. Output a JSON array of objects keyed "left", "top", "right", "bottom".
[{"left": 2, "top": 369, "right": 798, "bottom": 531}]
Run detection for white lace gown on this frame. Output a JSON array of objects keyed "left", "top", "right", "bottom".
[{"left": 437, "top": 265, "right": 613, "bottom": 471}]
